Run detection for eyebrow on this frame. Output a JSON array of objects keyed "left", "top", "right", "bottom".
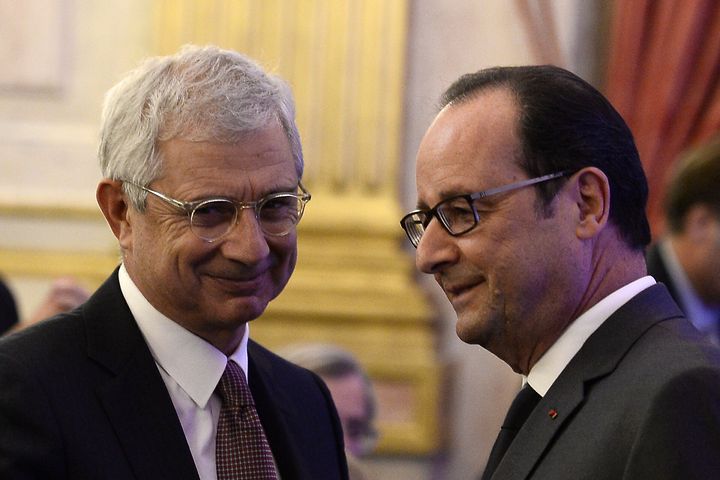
[
  {"left": 415, "top": 185, "right": 467, "bottom": 209},
  {"left": 415, "top": 187, "right": 485, "bottom": 210}
]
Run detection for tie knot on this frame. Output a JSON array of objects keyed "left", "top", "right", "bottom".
[{"left": 217, "top": 360, "right": 254, "bottom": 408}]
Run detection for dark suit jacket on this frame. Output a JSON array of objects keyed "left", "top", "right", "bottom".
[
  {"left": 0, "top": 270, "right": 348, "bottom": 479},
  {"left": 489, "top": 284, "right": 720, "bottom": 479}
]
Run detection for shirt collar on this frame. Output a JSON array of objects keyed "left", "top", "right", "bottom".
[
  {"left": 118, "top": 264, "right": 249, "bottom": 408},
  {"left": 659, "top": 239, "right": 720, "bottom": 334},
  {"left": 527, "top": 276, "right": 656, "bottom": 396}
]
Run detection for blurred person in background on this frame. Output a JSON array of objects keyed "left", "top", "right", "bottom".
[
  {"left": 646, "top": 137, "right": 720, "bottom": 344},
  {"left": 281, "top": 343, "right": 378, "bottom": 480},
  {"left": 0, "top": 277, "right": 89, "bottom": 336}
]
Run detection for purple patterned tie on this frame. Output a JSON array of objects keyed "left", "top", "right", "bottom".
[{"left": 215, "top": 360, "right": 278, "bottom": 479}]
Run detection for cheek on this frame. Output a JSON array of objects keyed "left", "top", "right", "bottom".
[
  {"left": 483, "top": 229, "right": 557, "bottom": 302},
  {"left": 270, "top": 238, "right": 297, "bottom": 281}
]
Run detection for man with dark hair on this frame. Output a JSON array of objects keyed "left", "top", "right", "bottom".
[
  {"left": 401, "top": 65, "right": 720, "bottom": 479},
  {"left": 646, "top": 137, "right": 720, "bottom": 343}
]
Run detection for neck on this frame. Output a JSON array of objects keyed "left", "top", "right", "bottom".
[{"left": 520, "top": 234, "right": 647, "bottom": 375}]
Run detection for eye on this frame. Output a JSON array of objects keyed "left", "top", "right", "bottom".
[
  {"left": 437, "top": 197, "right": 476, "bottom": 228},
  {"left": 259, "top": 195, "right": 300, "bottom": 222},
  {"left": 191, "top": 200, "right": 236, "bottom": 227}
]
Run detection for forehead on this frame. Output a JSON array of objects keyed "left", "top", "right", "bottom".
[
  {"left": 416, "top": 88, "right": 524, "bottom": 204},
  {"left": 158, "top": 121, "right": 298, "bottom": 194},
  {"left": 323, "top": 373, "right": 368, "bottom": 411}
]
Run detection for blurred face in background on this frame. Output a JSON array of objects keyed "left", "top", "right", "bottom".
[{"left": 323, "top": 372, "right": 376, "bottom": 457}]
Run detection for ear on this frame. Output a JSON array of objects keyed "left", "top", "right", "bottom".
[
  {"left": 682, "top": 204, "right": 718, "bottom": 243},
  {"left": 571, "top": 167, "right": 610, "bottom": 240},
  {"left": 96, "top": 179, "right": 133, "bottom": 250}
]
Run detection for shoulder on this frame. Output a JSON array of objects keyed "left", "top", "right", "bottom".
[
  {"left": 585, "top": 310, "right": 720, "bottom": 402},
  {"left": 248, "top": 340, "right": 328, "bottom": 389},
  {"left": 562, "top": 284, "right": 720, "bottom": 399},
  {"left": 247, "top": 339, "right": 339, "bottom": 418},
  {"left": 0, "top": 310, "right": 85, "bottom": 367}
]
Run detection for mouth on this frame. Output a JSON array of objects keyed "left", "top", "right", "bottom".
[
  {"left": 207, "top": 273, "right": 265, "bottom": 294},
  {"left": 441, "top": 277, "right": 486, "bottom": 306}
]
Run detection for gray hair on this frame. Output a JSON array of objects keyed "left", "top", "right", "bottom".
[{"left": 98, "top": 44, "right": 303, "bottom": 210}]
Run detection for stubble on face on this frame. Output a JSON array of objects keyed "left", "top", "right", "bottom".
[{"left": 453, "top": 282, "right": 506, "bottom": 345}]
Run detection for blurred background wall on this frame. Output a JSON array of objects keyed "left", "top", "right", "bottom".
[{"left": 1, "top": 1, "right": 718, "bottom": 478}]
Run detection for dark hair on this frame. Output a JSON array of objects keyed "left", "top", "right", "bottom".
[
  {"left": 665, "top": 136, "right": 720, "bottom": 232},
  {"left": 0, "top": 277, "right": 19, "bottom": 335},
  {"left": 440, "top": 65, "right": 651, "bottom": 249}
]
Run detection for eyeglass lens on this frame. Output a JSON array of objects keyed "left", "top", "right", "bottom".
[
  {"left": 436, "top": 197, "right": 477, "bottom": 234},
  {"left": 403, "top": 214, "right": 426, "bottom": 247},
  {"left": 402, "top": 196, "right": 477, "bottom": 247},
  {"left": 190, "top": 194, "right": 304, "bottom": 241}
]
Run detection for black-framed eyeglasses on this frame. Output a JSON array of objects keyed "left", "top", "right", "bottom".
[
  {"left": 124, "top": 180, "right": 311, "bottom": 243},
  {"left": 400, "top": 171, "right": 569, "bottom": 248}
]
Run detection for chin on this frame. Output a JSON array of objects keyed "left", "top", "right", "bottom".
[
  {"left": 455, "top": 320, "right": 481, "bottom": 345},
  {"left": 455, "top": 312, "right": 496, "bottom": 347},
  {"left": 215, "top": 297, "right": 270, "bottom": 324},
  {"left": 232, "top": 306, "right": 268, "bottom": 325}
]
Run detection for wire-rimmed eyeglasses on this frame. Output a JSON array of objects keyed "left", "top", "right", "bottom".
[
  {"left": 124, "top": 180, "right": 311, "bottom": 243},
  {"left": 400, "top": 171, "right": 569, "bottom": 248}
]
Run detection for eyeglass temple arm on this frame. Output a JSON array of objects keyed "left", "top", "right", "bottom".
[
  {"left": 125, "top": 181, "right": 192, "bottom": 213},
  {"left": 298, "top": 181, "right": 311, "bottom": 200},
  {"left": 468, "top": 170, "right": 569, "bottom": 200}
]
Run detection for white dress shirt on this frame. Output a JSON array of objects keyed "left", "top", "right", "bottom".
[
  {"left": 527, "top": 276, "right": 656, "bottom": 396},
  {"left": 118, "top": 264, "right": 249, "bottom": 480}
]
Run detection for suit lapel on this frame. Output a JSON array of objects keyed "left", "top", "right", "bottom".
[
  {"left": 492, "top": 284, "right": 683, "bottom": 479},
  {"left": 84, "top": 271, "right": 200, "bottom": 480},
  {"left": 492, "top": 377, "right": 584, "bottom": 479}
]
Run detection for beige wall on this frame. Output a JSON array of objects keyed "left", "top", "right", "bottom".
[
  {"left": 0, "top": 0, "right": 155, "bottom": 317},
  {"left": 0, "top": 1, "right": 598, "bottom": 478}
]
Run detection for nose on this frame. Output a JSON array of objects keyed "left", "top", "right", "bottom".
[
  {"left": 415, "top": 218, "right": 459, "bottom": 274},
  {"left": 220, "top": 208, "right": 270, "bottom": 264}
]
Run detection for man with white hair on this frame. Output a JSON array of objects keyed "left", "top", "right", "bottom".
[{"left": 0, "top": 45, "right": 348, "bottom": 480}]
